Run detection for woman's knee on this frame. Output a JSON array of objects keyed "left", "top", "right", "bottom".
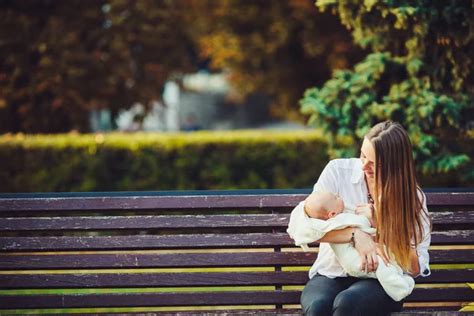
[
  {"left": 300, "top": 275, "right": 349, "bottom": 315},
  {"left": 333, "top": 290, "right": 360, "bottom": 316},
  {"left": 301, "top": 297, "right": 333, "bottom": 316}
]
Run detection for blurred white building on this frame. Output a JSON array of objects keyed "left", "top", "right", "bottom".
[{"left": 92, "top": 71, "right": 306, "bottom": 132}]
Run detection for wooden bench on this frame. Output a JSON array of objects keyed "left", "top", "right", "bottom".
[{"left": 0, "top": 190, "right": 473, "bottom": 315}]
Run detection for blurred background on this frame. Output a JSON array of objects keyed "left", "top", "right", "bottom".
[{"left": 0, "top": 0, "right": 472, "bottom": 192}]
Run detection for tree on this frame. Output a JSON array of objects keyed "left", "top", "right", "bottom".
[
  {"left": 301, "top": 0, "right": 473, "bottom": 178},
  {"left": 0, "top": 0, "right": 365, "bottom": 132},
  {"left": 185, "top": 0, "right": 365, "bottom": 121},
  {"left": 0, "top": 0, "right": 196, "bottom": 133}
]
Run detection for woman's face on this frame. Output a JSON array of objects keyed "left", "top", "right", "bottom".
[{"left": 360, "top": 138, "right": 376, "bottom": 179}]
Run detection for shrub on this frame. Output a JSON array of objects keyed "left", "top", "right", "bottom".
[
  {"left": 1, "top": 130, "right": 471, "bottom": 193},
  {"left": 0, "top": 131, "right": 330, "bottom": 192}
]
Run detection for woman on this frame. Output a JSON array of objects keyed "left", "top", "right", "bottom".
[{"left": 297, "top": 121, "right": 431, "bottom": 315}]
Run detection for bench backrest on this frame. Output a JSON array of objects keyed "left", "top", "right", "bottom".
[{"left": 0, "top": 192, "right": 473, "bottom": 314}]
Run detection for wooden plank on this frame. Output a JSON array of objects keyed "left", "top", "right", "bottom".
[
  {"left": 0, "top": 195, "right": 306, "bottom": 212},
  {"left": 0, "top": 214, "right": 290, "bottom": 231},
  {"left": 0, "top": 288, "right": 472, "bottom": 309},
  {"left": 0, "top": 252, "right": 316, "bottom": 269},
  {"left": 0, "top": 249, "right": 472, "bottom": 270},
  {"left": 430, "top": 211, "right": 474, "bottom": 225},
  {"left": 151, "top": 310, "right": 303, "bottom": 316},
  {"left": 148, "top": 308, "right": 464, "bottom": 315},
  {"left": 0, "top": 233, "right": 291, "bottom": 251},
  {"left": 1, "top": 230, "right": 473, "bottom": 251},
  {"left": 1, "top": 211, "right": 472, "bottom": 231},
  {"left": 2, "top": 269, "right": 473, "bottom": 289},
  {"left": 0, "top": 271, "right": 307, "bottom": 288},
  {"left": 419, "top": 269, "right": 474, "bottom": 283},
  {"left": 0, "top": 291, "right": 302, "bottom": 308},
  {"left": 430, "top": 230, "right": 474, "bottom": 244},
  {"left": 157, "top": 308, "right": 463, "bottom": 315},
  {"left": 152, "top": 310, "right": 303, "bottom": 316},
  {"left": 140, "top": 309, "right": 462, "bottom": 316},
  {"left": 0, "top": 192, "right": 472, "bottom": 213},
  {"left": 426, "top": 192, "right": 474, "bottom": 207},
  {"left": 407, "top": 287, "right": 474, "bottom": 302},
  {"left": 429, "top": 249, "right": 474, "bottom": 264}
]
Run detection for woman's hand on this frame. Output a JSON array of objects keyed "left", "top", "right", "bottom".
[{"left": 353, "top": 228, "right": 378, "bottom": 272}]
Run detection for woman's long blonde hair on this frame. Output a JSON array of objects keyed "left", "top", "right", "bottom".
[{"left": 366, "top": 121, "right": 428, "bottom": 272}]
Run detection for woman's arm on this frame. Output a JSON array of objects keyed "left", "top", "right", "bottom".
[
  {"left": 318, "top": 227, "right": 354, "bottom": 243},
  {"left": 319, "top": 227, "right": 380, "bottom": 273}
]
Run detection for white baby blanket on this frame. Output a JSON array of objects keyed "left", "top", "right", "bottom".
[{"left": 287, "top": 201, "right": 414, "bottom": 301}]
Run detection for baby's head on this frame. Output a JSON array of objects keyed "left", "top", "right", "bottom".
[{"left": 304, "top": 191, "right": 344, "bottom": 220}]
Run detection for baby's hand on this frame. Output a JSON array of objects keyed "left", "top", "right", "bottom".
[
  {"left": 355, "top": 204, "right": 372, "bottom": 218},
  {"left": 356, "top": 204, "right": 375, "bottom": 227}
]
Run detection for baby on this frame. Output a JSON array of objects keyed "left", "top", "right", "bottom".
[
  {"left": 303, "top": 191, "right": 345, "bottom": 220},
  {"left": 287, "top": 191, "right": 415, "bottom": 302}
]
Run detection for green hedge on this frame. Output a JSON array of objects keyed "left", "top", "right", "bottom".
[
  {"left": 0, "top": 130, "right": 471, "bottom": 193},
  {"left": 0, "top": 131, "right": 331, "bottom": 192}
]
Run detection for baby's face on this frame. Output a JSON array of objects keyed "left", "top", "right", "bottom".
[
  {"left": 305, "top": 191, "right": 345, "bottom": 220},
  {"left": 321, "top": 192, "right": 344, "bottom": 217}
]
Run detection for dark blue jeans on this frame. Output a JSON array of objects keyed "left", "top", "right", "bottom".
[{"left": 300, "top": 274, "right": 404, "bottom": 316}]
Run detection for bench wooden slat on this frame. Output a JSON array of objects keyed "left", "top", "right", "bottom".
[
  {"left": 408, "top": 287, "right": 474, "bottom": 302},
  {"left": 420, "top": 269, "right": 474, "bottom": 283},
  {"left": 125, "top": 305, "right": 466, "bottom": 316},
  {"left": 0, "top": 195, "right": 305, "bottom": 212},
  {"left": 431, "top": 230, "right": 474, "bottom": 244},
  {"left": 0, "top": 215, "right": 289, "bottom": 231},
  {"left": 1, "top": 271, "right": 306, "bottom": 288},
  {"left": 1, "top": 291, "right": 302, "bottom": 309},
  {"left": 148, "top": 308, "right": 463, "bottom": 315},
  {"left": 426, "top": 192, "right": 474, "bottom": 206},
  {"left": 0, "top": 193, "right": 472, "bottom": 213},
  {"left": 1, "top": 230, "right": 472, "bottom": 251},
  {"left": 0, "top": 234, "right": 289, "bottom": 251},
  {"left": 2, "top": 269, "right": 473, "bottom": 288},
  {"left": 0, "top": 249, "right": 472, "bottom": 270},
  {"left": 145, "top": 308, "right": 465, "bottom": 315},
  {"left": 2, "top": 211, "right": 472, "bottom": 231},
  {"left": 429, "top": 248, "right": 474, "bottom": 263},
  {"left": 0, "top": 288, "right": 472, "bottom": 309},
  {"left": 0, "top": 252, "right": 312, "bottom": 269},
  {"left": 430, "top": 211, "right": 474, "bottom": 225},
  {"left": 154, "top": 310, "right": 303, "bottom": 316}
]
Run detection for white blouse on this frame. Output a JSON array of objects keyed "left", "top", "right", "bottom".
[{"left": 301, "top": 158, "right": 431, "bottom": 279}]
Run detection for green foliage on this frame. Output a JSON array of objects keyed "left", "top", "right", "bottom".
[
  {"left": 1, "top": 131, "right": 471, "bottom": 192},
  {"left": 0, "top": 0, "right": 365, "bottom": 133},
  {"left": 0, "top": 131, "right": 330, "bottom": 192},
  {"left": 185, "top": 0, "right": 365, "bottom": 121},
  {"left": 0, "top": 0, "right": 195, "bottom": 133},
  {"left": 317, "top": 0, "right": 473, "bottom": 94},
  {"left": 301, "top": 1, "right": 473, "bottom": 177}
]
